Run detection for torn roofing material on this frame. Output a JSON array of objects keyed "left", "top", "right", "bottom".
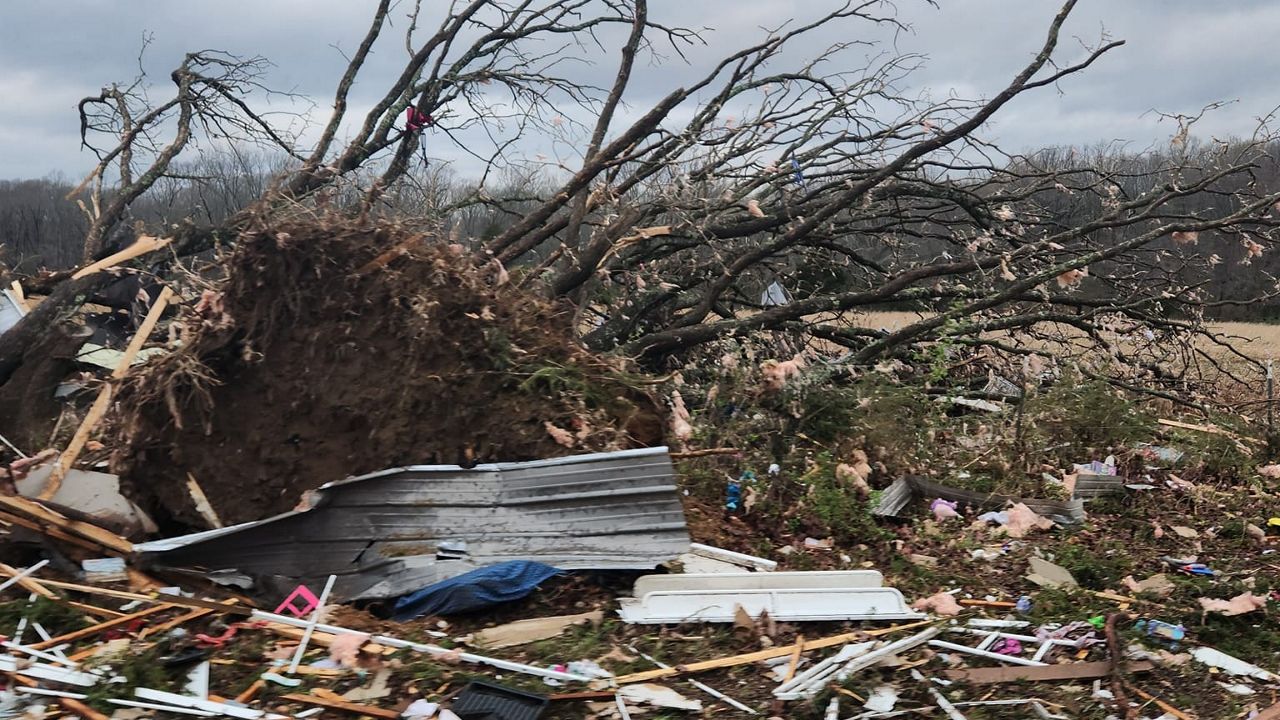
[{"left": 136, "top": 447, "right": 690, "bottom": 602}]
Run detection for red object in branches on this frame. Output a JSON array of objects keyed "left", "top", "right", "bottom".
[{"left": 405, "top": 107, "right": 434, "bottom": 132}]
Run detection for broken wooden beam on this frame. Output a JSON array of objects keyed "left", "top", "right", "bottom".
[
  {"left": 30, "top": 604, "right": 177, "bottom": 649},
  {"left": 613, "top": 620, "right": 935, "bottom": 684},
  {"left": 0, "top": 495, "right": 133, "bottom": 554},
  {"left": 44, "top": 285, "right": 175, "bottom": 498},
  {"left": 282, "top": 692, "right": 400, "bottom": 718}
]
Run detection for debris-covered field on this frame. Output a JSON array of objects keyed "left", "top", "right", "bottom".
[{"left": 2, "top": 218, "right": 1280, "bottom": 720}]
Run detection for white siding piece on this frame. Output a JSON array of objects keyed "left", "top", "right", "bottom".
[{"left": 618, "top": 587, "right": 922, "bottom": 624}]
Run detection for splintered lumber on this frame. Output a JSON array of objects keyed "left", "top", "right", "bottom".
[
  {"left": 0, "top": 496, "right": 133, "bottom": 554},
  {"left": 1126, "top": 684, "right": 1192, "bottom": 720},
  {"left": 9, "top": 281, "right": 29, "bottom": 312},
  {"left": 264, "top": 622, "right": 393, "bottom": 656},
  {"left": 1157, "top": 418, "right": 1260, "bottom": 447},
  {"left": 0, "top": 511, "right": 101, "bottom": 552},
  {"left": 0, "top": 562, "right": 58, "bottom": 599},
  {"left": 5, "top": 673, "right": 109, "bottom": 720},
  {"left": 44, "top": 285, "right": 175, "bottom": 497},
  {"left": 142, "top": 598, "right": 239, "bottom": 638},
  {"left": 235, "top": 679, "right": 266, "bottom": 704},
  {"left": 66, "top": 602, "right": 124, "bottom": 619},
  {"left": 613, "top": 620, "right": 934, "bottom": 684},
  {"left": 0, "top": 575, "right": 255, "bottom": 617},
  {"left": 941, "top": 661, "right": 1154, "bottom": 685},
  {"left": 282, "top": 693, "right": 400, "bottom": 719},
  {"left": 30, "top": 604, "right": 177, "bottom": 650},
  {"left": 782, "top": 636, "right": 805, "bottom": 684},
  {"left": 71, "top": 235, "right": 173, "bottom": 280}
]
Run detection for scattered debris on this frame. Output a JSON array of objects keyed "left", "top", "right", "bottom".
[{"left": 617, "top": 684, "right": 703, "bottom": 712}]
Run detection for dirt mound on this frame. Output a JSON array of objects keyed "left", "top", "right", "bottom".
[{"left": 111, "top": 217, "right": 663, "bottom": 529}]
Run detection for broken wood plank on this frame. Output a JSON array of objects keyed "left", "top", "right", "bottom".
[
  {"left": 0, "top": 497, "right": 133, "bottom": 554},
  {"left": 5, "top": 673, "right": 109, "bottom": 720},
  {"left": 185, "top": 473, "right": 224, "bottom": 529},
  {"left": 613, "top": 620, "right": 934, "bottom": 684},
  {"left": 71, "top": 235, "right": 173, "bottom": 280},
  {"left": 0, "top": 511, "right": 102, "bottom": 552},
  {"left": 30, "top": 604, "right": 177, "bottom": 650},
  {"left": 263, "top": 622, "right": 394, "bottom": 656},
  {"left": 67, "top": 602, "right": 124, "bottom": 620},
  {"left": 235, "top": 679, "right": 265, "bottom": 704},
  {"left": 9, "top": 281, "right": 29, "bottom": 312},
  {"left": 1125, "top": 684, "right": 1192, "bottom": 720},
  {"left": 44, "top": 286, "right": 174, "bottom": 498},
  {"left": 1157, "top": 418, "right": 1260, "bottom": 447},
  {"left": 282, "top": 693, "right": 400, "bottom": 719},
  {"left": 142, "top": 598, "right": 239, "bottom": 638},
  {"left": 669, "top": 448, "right": 740, "bottom": 459},
  {"left": 942, "top": 661, "right": 1154, "bottom": 685},
  {"left": 1, "top": 576, "right": 255, "bottom": 617},
  {"left": 0, "top": 561, "right": 58, "bottom": 599},
  {"left": 783, "top": 635, "right": 805, "bottom": 684}
]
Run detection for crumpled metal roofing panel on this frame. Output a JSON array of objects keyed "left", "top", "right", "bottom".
[{"left": 137, "top": 447, "right": 689, "bottom": 601}]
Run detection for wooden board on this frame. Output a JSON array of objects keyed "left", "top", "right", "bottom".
[
  {"left": 281, "top": 693, "right": 400, "bottom": 719},
  {"left": 71, "top": 235, "right": 173, "bottom": 280},
  {"left": 613, "top": 619, "right": 934, "bottom": 684},
  {"left": 942, "top": 660, "right": 1154, "bottom": 685},
  {"left": 44, "top": 285, "right": 174, "bottom": 498},
  {"left": 0, "top": 496, "right": 133, "bottom": 554}
]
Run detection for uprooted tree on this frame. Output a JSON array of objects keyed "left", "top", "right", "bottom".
[{"left": 3, "top": 0, "right": 1279, "bottom": 522}]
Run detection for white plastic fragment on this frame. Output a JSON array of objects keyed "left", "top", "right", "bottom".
[
  {"left": 136, "top": 687, "right": 281, "bottom": 719},
  {"left": 259, "top": 671, "right": 302, "bottom": 687},
  {"left": 614, "top": 694, "right": 632, "bottom": 720},
  {"left": 401, "top": 699, "right": 439, "bottom": 718},
  {"left": 617, "top": 684, "right": 703, "bottom": 711},
  {"left": 773, "top": 641, "right": 877, "bottom": 699},
  {"left": 864, "top": 685, "right": 899, "bottom": 712},
  {"left": 0, "top": 655, "right": 99, "bottom": 686},
  {"left": 824, "top": 697, "right": 839, "bottom": 720},
  {"left": 288, "top": 574, "right": 337, "bottom": 674},
  {"left": 629, "top": 646, "right": 756, "bottom": 714},
  {"left": 912, "top": 669, "right": 967, "bottom": 720},
  {"left": 0, "top": 560, "right": 49, "bottom": 594},
  {"left": 688, "top": 543, "right": 777, "bottom": 571},
  {"left": 1190, "top": 646, "right": 1278, "bottom": 681},
  {"left": 928, "top": 639, "right": 1048, "bottom": 667}
]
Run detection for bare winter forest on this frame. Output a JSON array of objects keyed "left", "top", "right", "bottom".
[{"left": 4, "top": 1, "right": 1280, "bottom": 718}]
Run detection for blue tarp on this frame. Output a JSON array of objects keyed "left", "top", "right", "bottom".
[{"left": 392, "top": 561, "right": 563, "bottom": 619}]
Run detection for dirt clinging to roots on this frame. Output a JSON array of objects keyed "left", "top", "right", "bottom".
[{"left": 111, "top": 218, "right": 664, "bottom": 529}]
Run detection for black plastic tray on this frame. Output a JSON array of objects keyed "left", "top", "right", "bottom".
[{"left": 451, "top": 680, "right": 548, "bottom": 720}]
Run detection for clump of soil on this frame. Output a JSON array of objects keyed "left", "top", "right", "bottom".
[{"left": 112, "top": 216, "right": 663, "bottom": 529}]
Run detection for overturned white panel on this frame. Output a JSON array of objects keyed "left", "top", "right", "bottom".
[
  {"left": 634, "top": 570, "right": 883, "bottom": 598},
  {"left": 618, "top": 587, "right": 922, "bottom": 624}
]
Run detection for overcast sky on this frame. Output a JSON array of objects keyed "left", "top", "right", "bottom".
[{"left": 2, "top": 1, "right": 1278, "bottom": 182}]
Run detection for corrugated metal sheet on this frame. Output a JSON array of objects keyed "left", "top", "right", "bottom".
[{"left": 137, "top": 447, "right": 689, "bottom": 601}]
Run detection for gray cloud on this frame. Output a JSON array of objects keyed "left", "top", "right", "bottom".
[{"left": 2, "top": 1, "right": 1277, "bottom": 180}]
